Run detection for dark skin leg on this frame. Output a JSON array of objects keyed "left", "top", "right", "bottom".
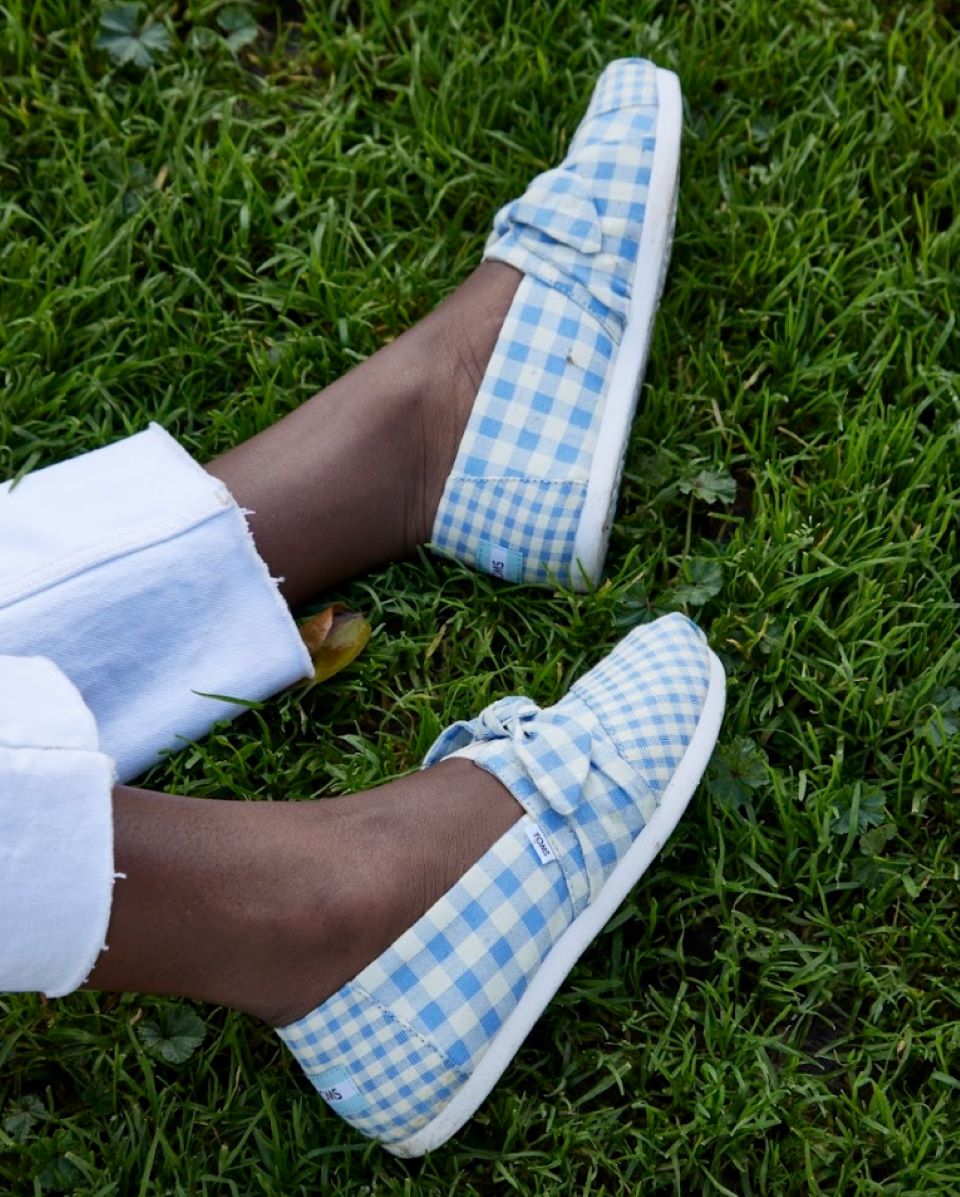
[
  {"left": 207, "top": 261, "right": 521, "bottom": 604},
  {"left": 90, "top": 763, "right": 521, "bottom": 1028},
  {"left": 84, "top": 262, "right": 525, "bottom": 1024}
]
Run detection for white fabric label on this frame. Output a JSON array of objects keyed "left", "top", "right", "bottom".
[{"left": 525, "top": 821, "right": 557, "bottom": 864}]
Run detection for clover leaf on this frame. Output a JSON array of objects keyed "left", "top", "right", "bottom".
[
  {"left": 919, "top": 686, "right": 960, "bottom": 748},
  {"left": 707, "top": 736, "right": 769, "bottom": 812},
  {"left": 831, "top": 784, "right": 886, "bottom": 836},
  {"left": 96, "top": 4, "right": 171, "bottom": 69},
  {"left": 217, "top": 5, "right": 259, "bottom": 53},
  {"left": 2, "top": 1095, "right": 44, "bottom": 1143}
]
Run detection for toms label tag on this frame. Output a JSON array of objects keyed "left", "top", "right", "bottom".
[
  {"left": 315, "top": 1069, "right": 363, "bottom": 1113},
  {"left": 526, "top": 821, "right": 556, "bottom": 865},
  {"left": 478, "top": 542, "right": 524, "bottom": 584}
]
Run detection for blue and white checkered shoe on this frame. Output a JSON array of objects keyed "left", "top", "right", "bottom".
[
  {"left": 277, "top": 613, "right": 725, "bottom": 1155},
  {"left": 430, "top": 59, "right": 683, "bottom": 591}
]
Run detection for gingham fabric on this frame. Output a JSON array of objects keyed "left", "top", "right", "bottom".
[
  {"left": 278, "top": 817, "right": 571, "bottom": 1144},
  {"left": 431, "top": 58, "right": 662, "bottom": 586},
  {"left": 278, "top": 613, "right": 712, "bottom": 1147},
  {"left": 427, "top": 614, "right": 710, "bottom": 918}
]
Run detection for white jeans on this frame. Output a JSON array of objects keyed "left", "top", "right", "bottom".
[{"left": 0, "top": 426, "right": 312, "bottom": 997}]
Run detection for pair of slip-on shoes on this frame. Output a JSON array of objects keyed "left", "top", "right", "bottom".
[{"left": 276, "top": 60, "right": 725, "bottom": 1156}]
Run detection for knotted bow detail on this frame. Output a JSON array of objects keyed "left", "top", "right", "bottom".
[
  {"left": 482, "top": 61, "right": 659, "bottom": 340},
  {"left": 454, "top": 695, "right": 638, "bottom": 814},
  {"left": 425, "top": 694, "right": 652, "bottom": 911},
  {"left": 484, "top": 150, "right": 644, "bottom": 337},
  {"left": 494, "top": 168, "right": 603, "bottom": 255}
]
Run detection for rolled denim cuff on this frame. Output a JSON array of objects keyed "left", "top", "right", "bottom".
[
  {"left": 0, "top": 655, "right": 115, "bottom": 996},
  {"left": 0, "top": 424, "right": 312, "bottom": 781}
]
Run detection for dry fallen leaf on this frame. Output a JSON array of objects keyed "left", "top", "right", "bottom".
[{"left": 298, "top": 604, "right": 371, "bottom": 685}]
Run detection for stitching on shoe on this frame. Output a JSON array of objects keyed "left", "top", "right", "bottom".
[
  {"left": 450, "top": 475, "right": 587, "bottom": 485},
  {"left": 568, "top": 686, "right": 647, "bottom": 773},
  {"left": 347, "top": 981, "right": 473, "bottom": 1083},
  {"left": 486, "top": 243, "right": 623, "bottom": 340}
]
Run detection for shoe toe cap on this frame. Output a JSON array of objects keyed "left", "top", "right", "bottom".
[{"left": 571, "top": 613, "right": 714, "bottom": 794}]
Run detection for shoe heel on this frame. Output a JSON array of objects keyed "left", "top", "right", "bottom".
[{"left": 278, "top": 980, "right": 467, "bottom": 1147}]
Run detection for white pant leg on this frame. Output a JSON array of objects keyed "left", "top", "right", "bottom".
[
  {"left": 0, "top": 655, "right": 115, "bottom": 996},
  {"left": 0, "top": 423, "right": 312, "bottom": 781},
  {"left": 0, "top": 425, "right": 313, "bottom": 994}
]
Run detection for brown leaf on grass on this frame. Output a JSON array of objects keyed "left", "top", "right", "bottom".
[{"left": 299, "top": 604, "right": 371, "bottom": 684}]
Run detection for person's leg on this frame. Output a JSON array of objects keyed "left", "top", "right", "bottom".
[
  {"left": 84, "top": 764, "right": 522, "bottom": 1028},
  {"left": 5, "top": 58, "right": 702, "bottom": 1156},
  {"left": 0, "top": 649, "right": 523, "bottom": 1019},
  {"left": 212, "top": 62, "right": 685, "bottom": 604},
  {"left": 207, "top": 261, "right": 521, "bottom": 606},
  {"left": 62, "top": 264, "right": 522, "bottom": 1026},
  {"left": 1, "top": 267, "right": 525, "bottom": 1016}
]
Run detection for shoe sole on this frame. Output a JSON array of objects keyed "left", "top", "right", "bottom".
[
  {"left": 387, "top": 645, "right": 726, "bottom": 1157},
  {"left": 571, "top": 67, "right": 683, "bottom": 590}
]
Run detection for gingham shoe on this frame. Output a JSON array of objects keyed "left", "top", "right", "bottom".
[
  {"left": 430, "top": 58, "right": 683, "bottom": 591},
  {"left": 277, "top": 613, "right": 725, "bottom": 1155}
]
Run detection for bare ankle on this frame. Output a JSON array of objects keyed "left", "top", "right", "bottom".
[{"left": 410, "top": 262, "right": 524, "bottom": 548}]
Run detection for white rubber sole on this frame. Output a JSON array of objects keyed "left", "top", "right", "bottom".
[
  {"left": 571, "top": 68, "right": 684, "bottom": 591},
  {"left": 387, "top": 647, "right": 726, "bottom": 1158}
]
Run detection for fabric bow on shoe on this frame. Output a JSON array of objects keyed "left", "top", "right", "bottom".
[
  {"left": 484, "top": 167, "right": 630, "bottom": 335},
  {"left": 424, "top": 694, "right": 653, "bottom": 911},
  {"left": 484, "top": 153, "right": 643, "bottom": 335},
  {"left": 451, "top": 695, "right": 636, "bottom": 815},
  {"left": 493, "top": 169, "right": 603, "bottom": 255}
]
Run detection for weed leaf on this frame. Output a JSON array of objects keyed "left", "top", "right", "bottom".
[
  {"left": 859, "top": 822, "right": 897, "bottom": 856},
  {"left": 707, "top": 736, "right": 769, "bottom": 811},
  {"left": 679, "top": 467, "right": 737, "bottom": 507},
  {"left": 919, "top": 686, "right": 960, "bottom": 747},
  {"left": 137, "top": 1006, "right": 206, "bottom": 1065},
  {"left": 2, "top": 1096, "right": 44, "bottom": 1142},
  {"left": 675, "top": 558, "right": 723, "bottom": 606},
  {"left": 831, "top": 785, "right": 886, "bottom": 836},
  {"left": 37, "top": 1155, "right": 81, "bottom": 1192},
  {"left": 217, "top": 5, "right": 259, "bottom": 53}
]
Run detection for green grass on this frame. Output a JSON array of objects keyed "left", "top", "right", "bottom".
[{"left": 1, "top": 0, "right": 959, "bottom": 1192}]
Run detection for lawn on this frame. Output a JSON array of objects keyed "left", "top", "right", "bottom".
[{"left": 1, "top": 0, "right": 958, "bottom": 1192}]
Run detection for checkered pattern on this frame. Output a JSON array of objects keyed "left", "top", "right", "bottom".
[
  {"left": 570, "top": 612, "right": 711, "bottom": 789},
  {"left": 487, "top": 114, "right": 656, "bottom": 332},
  {"left": 576, "top": 56, "right": 658, "bottom": 128},
  {"left": 277, "top": 987, "right": 466, "bottom": 1143},
  {"left": 433, "top": 477, "right": 586, "bottom": 585},
  {"left": 278, "top": 613, "right": 712, "bottom": 1147},
  {"left": 428, "top": 613, "right": 710, "bottom": 915},
  {"left": 278, "top": 817, "right": 572, "bottom": 1144},
  {"left": 355, "top": 819, "right": 572, "bottom": 1071},
  {"left": 431, "top": 58, "right": 663, "bottom": 585}
]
